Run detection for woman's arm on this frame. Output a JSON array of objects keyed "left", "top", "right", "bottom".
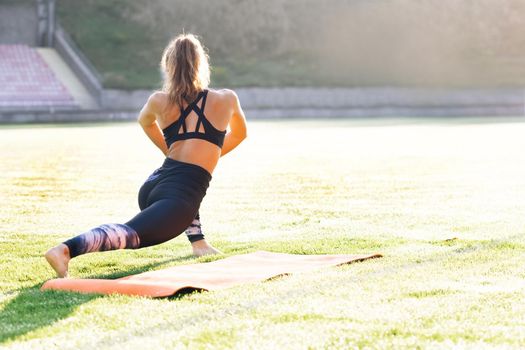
[
  {"left": 221, "top": 90, "right": 247, "bottom": 157},
  {"left": 138, "top": 93, "right": 169, "bottom": 156}
]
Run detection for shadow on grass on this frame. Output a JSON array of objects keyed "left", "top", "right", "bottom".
[{"left": 0, "top": 255, "right": 195, "bottom": 344}]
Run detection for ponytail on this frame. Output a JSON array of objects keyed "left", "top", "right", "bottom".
[{"left": 161, "top": 34, "right": 210, "bottom": 108}]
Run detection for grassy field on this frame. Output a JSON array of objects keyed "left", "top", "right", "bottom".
[{"left": 1, "top": 118, "right": 525, "bottom": 349}]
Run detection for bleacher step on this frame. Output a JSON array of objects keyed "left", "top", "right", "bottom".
[{"left": 37, "top": 48, "right": 98, "bottom": 109}]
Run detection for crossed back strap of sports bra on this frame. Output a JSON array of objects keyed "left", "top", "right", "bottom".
[{"left": 162, "top": 89, "right": 226, "bottom": 148}]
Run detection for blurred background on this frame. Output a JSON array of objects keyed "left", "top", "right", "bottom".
[
  {"left": 57, "top": 0, "right": 525, "bottom": 89},
  {"left": 1, "top": 0, "right": 525, "bottom": 121}
]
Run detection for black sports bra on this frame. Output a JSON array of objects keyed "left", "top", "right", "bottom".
[{"left": 162, "top": 89, "right": 226, "bottom": 148}]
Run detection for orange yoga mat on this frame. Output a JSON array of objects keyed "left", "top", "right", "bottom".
[{"left": 41, "top": 251, "right": 382, "bottom": 297}]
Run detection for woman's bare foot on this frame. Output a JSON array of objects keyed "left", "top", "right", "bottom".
[
  {"left": 45, "top": 244, "right": 71, "bottom": 278},
  {"left": 192, "top": 239, "right": 222, "bottom": 257}
]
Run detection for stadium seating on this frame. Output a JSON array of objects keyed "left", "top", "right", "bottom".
[{"left": 0, "top": 44, "right": 77, "bottom": 110}]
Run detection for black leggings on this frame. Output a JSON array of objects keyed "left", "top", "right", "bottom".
[
  {"left": 64, "top": 158, "right": 211, "bottom": 258},
  {"left": 126, "top": 157, "right": 211, "bottom": 247}
]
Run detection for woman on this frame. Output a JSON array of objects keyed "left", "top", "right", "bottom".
[{"left": 45, "top": 33, "right": 248, "bottom": 278}]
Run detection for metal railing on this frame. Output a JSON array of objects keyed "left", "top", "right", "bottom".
[{"left": 53, "top": 23, "right": 103, "bottom": 107}]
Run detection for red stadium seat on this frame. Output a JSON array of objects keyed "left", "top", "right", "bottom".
[{"left": 0, "top": 44, "right": 77, "bottom": 109}]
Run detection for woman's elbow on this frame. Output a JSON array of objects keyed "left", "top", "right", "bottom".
[
  {"left": 237, "top": 130, "right": 247, "bottom": 142},
  {"left": 230, "top": 127, "right": 247, "bottom": 141},
  {"left": 138, "top": 112, "right": 156, "bottom": 128}
]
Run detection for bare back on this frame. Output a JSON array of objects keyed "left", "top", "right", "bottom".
[{"left": 155, "top": 89, "right": 233, "bottom": 174}]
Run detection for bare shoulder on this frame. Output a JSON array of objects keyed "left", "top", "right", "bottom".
[
  {"left": 146, "top": 90, "right": 168, "bottom": 112},
  {"left": 209, "top": 88, "right": 239, "bottom": 105}
]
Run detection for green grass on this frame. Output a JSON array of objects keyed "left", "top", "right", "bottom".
[
  {"left": 55, "top": 1, "right": 525, "bottom": 90},
  {"left": 56, "top": 1, "right": 320, "bottom": 89},
  {"left": 1, "top": 118, "right": 525, "bottom": 349},
  {"left": 57, "top": 0, "right": 165, "bottom": 89}
]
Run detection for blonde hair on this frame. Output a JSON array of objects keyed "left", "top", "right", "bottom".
[{"left": 160, "top": 33, "right": 210, "bottom": 108}]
